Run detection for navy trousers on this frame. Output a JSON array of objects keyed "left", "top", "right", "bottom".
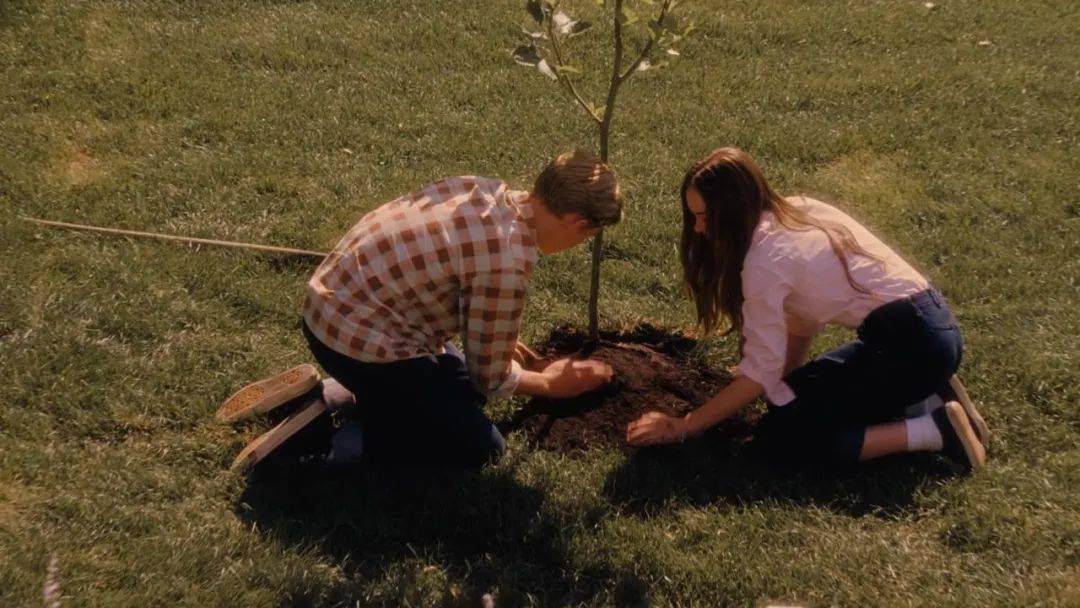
[
  {"left": 751, "top": 288, "right": 964, "bottom": 465},
  {"left": 302, "top": 322, "right": 506, "bottom": 469}
]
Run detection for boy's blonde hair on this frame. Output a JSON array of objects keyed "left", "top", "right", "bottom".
[{"left": 533, "top": 150, "right": 623, "bottom": 228}]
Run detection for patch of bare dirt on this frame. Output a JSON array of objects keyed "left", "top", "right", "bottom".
[{"left": 501, "top": 325, "right": 758, "bottom": 454}]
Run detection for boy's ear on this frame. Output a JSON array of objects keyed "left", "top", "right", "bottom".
[{"left": 565, "top": 213, "right": 591, "bottom": 232}]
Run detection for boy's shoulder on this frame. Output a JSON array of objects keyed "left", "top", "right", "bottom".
[{"left": 422, "top": 175, "right": 506, "bottom": 200}]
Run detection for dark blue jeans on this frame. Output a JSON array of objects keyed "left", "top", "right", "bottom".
[
  {"left": 751, "top": 288, "right": 963, "bottom": 465},
  {"left": 302, "top": 322, "right": 506, "bottom": 469}
]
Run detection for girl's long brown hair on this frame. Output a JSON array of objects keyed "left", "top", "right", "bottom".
[{"left": 680, "top": 148, "right": 878, "bottom": 335}]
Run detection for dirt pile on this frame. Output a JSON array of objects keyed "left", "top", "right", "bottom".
[{"left": 501, "top": 325, "right": 756, "bottom": 454}]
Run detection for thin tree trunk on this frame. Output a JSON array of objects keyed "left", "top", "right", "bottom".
[
  {"left": 587, "top": 229, "right": 604, "bottom": 341},
  {"left": 587, "top": 0, "right": 626, "bottom": 343}
]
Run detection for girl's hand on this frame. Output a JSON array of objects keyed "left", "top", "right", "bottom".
[{"left": 626, "top": 411, "right": 688, "bottom": 446}]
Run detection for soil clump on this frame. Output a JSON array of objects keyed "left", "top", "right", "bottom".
[{"left": 500, "top": 325, "right": 758, "bottom": 454}]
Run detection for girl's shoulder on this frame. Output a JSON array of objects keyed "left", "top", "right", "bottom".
[
  {"left": 784, "top": 195, "right": 838, "bottom": 214},
  {"left": 746, "top": 212, "right": 800, "bottom": 267},
  {"left": 746, "top": 196, "right": 843, "bottom": 267},
  {"left": 784, "top": 195, "right": 862, "bottom": 226}
]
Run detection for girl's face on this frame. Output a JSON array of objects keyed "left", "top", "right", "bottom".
[{"left": 685, "top": 186, "right": 708, "bottom": 235}]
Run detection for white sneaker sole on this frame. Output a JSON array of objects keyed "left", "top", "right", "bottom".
[
  {"left": 229, "top": 398, "right": 327, "bottom": 474},
  {"left": 946, "top": 375, "right": 991, "bottom": 446},
  {"left": 216, "top": 364, "right": 320, "bottom": 423},
  {"left": 945, "top": 401, "right": 986, "bottom": 473}
]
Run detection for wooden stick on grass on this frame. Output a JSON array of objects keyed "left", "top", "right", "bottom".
[{"left": 20, "top": 216, "right": 328, "bottom": 259}]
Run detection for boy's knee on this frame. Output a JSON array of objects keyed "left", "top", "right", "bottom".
[
  {"left": 468, "top": 424, "right": 506, "bottom": 469},
  {"left": 455, "top": 423, "right": 506, "bottom": 470}
]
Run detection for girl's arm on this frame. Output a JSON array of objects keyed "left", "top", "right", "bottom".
[
  {"left": 626, "top": 375, "right": 763, "bottom": 445},
  {"left": 784, "top": 331, "right": 814, "bottom": 375}
]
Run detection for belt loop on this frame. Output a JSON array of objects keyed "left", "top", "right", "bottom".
[{"left": 929, "top": 288, "right": 942, "bottom": 307}]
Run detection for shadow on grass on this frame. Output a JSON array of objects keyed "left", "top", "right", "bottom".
[
  {"left": 235, "top": 464, "right": 635, "bottom": 606},
  {"left": 603, "top": 431, "right": 957, "bottom": 519}
]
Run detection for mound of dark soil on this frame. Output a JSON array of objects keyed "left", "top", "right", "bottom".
[{"left": 500, "top": 325, "right": 758, "bottom": 454}]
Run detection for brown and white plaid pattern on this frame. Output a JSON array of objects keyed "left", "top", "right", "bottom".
[{"left": 303, "top": 176, "right": 538, "bottom": 396}]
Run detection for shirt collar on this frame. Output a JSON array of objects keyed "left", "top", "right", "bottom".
[
  {"left": 508, "top": 190, "right": 538, "bottom": 242},
  {"left": 507, "top": 189, "right": 540, "bottom": 269}
]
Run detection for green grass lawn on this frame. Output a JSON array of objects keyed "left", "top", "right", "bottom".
[{"left": 2, "top": 0, "right": 1077, "bottom": 605}]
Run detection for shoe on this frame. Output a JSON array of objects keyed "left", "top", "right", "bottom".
[
  {"left": 230, "top": 397, "right": 330, "bottom": 474},
  {"left": 216, "top": 364, "right": 320, "bottom": 423},
  {"left": 940, "top": 375, "right": 990, "bottom": 445},
  {"left": 932, "top": 401, "right": 987, "bottom": 473}
]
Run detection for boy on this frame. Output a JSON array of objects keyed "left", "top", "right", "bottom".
[{"left": 224, "top": 150, "right": 622, "bottom": 471}]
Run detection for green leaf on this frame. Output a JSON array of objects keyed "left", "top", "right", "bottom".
[
  {"left": 568, "top": 19, "right": 593, "bottom": 35},
  {"left": 521, "top": 26, "right": 548, "bottom": 40},
  {"left": 536, "top": 59, "right": 558, "bottom": 80},
  {"left": 553, "top": 10, "right": 571, "bottom": 31},
  {"left": 634, "top": 58, "right": 668, "bottom": 73},
  {"left": 525, "top": 0, "right": 545, "bottom": 23},
  {"left": 512, "top": 44, "right": 542, "bottom": 66},
  {"left": 552, "top": 11, "right": 592, "bottom": 36}
]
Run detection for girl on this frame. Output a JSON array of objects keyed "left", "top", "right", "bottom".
[{"left": 626, "top": 148, "right": 989, "bottom": 470}]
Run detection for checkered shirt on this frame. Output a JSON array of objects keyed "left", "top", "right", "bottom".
[{"left": 303, "top": 176, "right": 538, "bottom": 397}]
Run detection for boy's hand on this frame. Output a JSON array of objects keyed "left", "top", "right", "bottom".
[
  {"left": 626, "top": 411, "right": 688, "bottom": 446},
  {"left": 513, "top": 342, "right": 549, "bottom": 372},
  {"left": 541, "top": 358, "right": 614, "bottom": 398}
]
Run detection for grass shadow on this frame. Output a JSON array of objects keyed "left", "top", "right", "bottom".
[
  {"left": 235, "top": 464, "right": 626, "bottom": 606},
  {"left": 603, "top": 431, "right": 957, "bottom": 519}
]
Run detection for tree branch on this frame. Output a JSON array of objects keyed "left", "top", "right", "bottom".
[
  {"left": 546, "top": 15, "right": 602, "bottom": 124},
  {"left": 619, "top": 0, "right": 674, "bottom": 81}
]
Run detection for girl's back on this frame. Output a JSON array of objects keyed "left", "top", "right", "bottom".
[{"left": 743, "top": 196, "right": 929, "bottom": 331}]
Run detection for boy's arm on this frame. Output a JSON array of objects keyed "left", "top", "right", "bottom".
[
  {"left": 460, "top": 270, "right": 613, "bottom": 399},
  {"left": 459, "top": 269, "right": 528, "bottom": 397}
]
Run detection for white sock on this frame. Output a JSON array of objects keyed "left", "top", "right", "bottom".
[
  {"left": 321, "top": 378, "right": 357, "bottom": 412},
  {"left": 905, "top": 414, "right": 944, "bottom": 452},
  {"left": 904, "top": 394, "right": 945, "bottom": 418}
]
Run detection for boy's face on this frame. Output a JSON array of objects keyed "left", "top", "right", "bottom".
[{"left": 540, "top": 213, "right": 600, "bottom": 254}]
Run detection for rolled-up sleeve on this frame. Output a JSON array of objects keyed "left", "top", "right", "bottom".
[
  {"left": 460, "top": 268, "right": 527, "bottom": 397},
  {"left": 734, "top": 262, "right": 797, "bottom": 405}
]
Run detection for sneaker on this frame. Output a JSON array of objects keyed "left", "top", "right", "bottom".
[
  {"left": 940, "top": 375, "right": 990, "bottom": 445},
  {"left": 932, "top": 401, "right": 987, "bottom": 473},
  {"left": 230, "top": 397, "right": 330, "bottom": 474},
  {"left": 216, "top": 364, "right": 320, "bottom": 423}
]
